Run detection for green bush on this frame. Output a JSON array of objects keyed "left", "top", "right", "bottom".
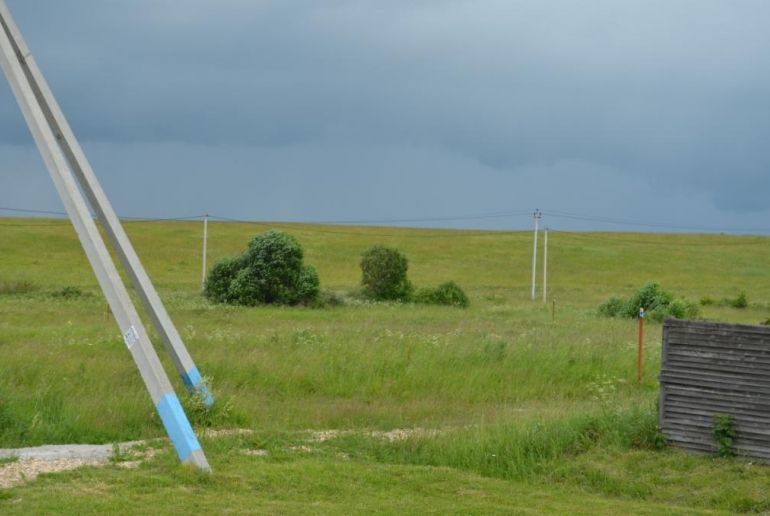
[
  {"left": 599, "top": 282, "right": 699, "bottom": 322},
  {"left": 296, "top": 265, "right": 321, "bottom": 304},
  {"left": 360, "top": 245, "right": 413, "bottom": 301},
  {"left": 204, "top": 230, "right": 320, "bottom": 306},
  {"left": 716, "top": 292, "right": 749, "bottom": 309},
  {"left": 623, "top": 282, "right": 673, "bottom": 318},
  {"left": 730, "top": 292, "right": 748, "bottom": 309},
  {"left": 415, "top": 281, "right": 470, "bottom": 308},
  {"left": 713, "top": 413, "right": 736, "bottom": 458},
  {"left": 666, "top": 298, "right": 699, "bottom": 320},
  {"left": 204, "top": 256, "right": 243, "bottom": 304},
  {"left": 598, "top": 297, "right": 626, "bottom": 317}
]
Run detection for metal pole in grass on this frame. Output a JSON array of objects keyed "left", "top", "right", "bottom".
[
  {"left": 542, "top": 227, "right": 548, "bottom": 304},
  {"left": 638, "top": 307, "right": 645, "bottom": 384},
  {"left": 530, "top": 209, "right": 541, "bottom": 301},
  {"left": 201, "top": 214, "right": 209, "bottom": 291},
  {"left": 0, "top": 0, "right": 210, "bottom": 471}
]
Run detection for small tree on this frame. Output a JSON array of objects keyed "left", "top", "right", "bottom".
[
  {"left": 360, "top": 245, "right": 412, "bottom": 301},
  {"left": 204, "top": 230, "right": 319, "bottom": 306}
]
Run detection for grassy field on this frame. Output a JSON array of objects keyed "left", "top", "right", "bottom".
[{"left": 1, "top": 218, "right": 770, "bottom": 513}]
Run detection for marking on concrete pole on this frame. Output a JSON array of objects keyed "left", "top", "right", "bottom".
[
  {"left": 123, "top": 326, "right": 139, "bottom": 350},
  {"left": 0, "top": 1, "right": 211, "bottom": 470}
]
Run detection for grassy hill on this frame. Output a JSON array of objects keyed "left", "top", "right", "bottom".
[{"left": 1, "top": 218, "right": 769, "bottom": 513}]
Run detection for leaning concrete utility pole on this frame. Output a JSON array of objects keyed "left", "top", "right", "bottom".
[
  {"left": 0, "top": 1, "right": 210, "bottom": 471},
  {"left": 0, "top": 2, "right": 212, "bottom": 408}
]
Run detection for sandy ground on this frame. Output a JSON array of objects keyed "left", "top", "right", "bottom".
[
  {"left": 0, "top": 427, "right": 435, "bottom": 489},
  {"left": 0, "top": 442, "right": 147, "bottom": 489}
]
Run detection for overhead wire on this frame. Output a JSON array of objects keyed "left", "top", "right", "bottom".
[
  {"left": 542, "top": 209, "right": 770, "bottom": 234},
  {"left": 1, "top": 205, "right": 768, "bottom": 243}
]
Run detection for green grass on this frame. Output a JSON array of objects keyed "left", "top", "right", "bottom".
[{"left": 1, "top": 218, "right": 770, "bottom": 512}]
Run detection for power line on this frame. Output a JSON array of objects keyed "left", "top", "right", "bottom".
[
  {"left": 0, "top": 206, "right": 67, "bottom": 216},
  {"left": 543, "top": 209, "right": 770, "bottom": 234},
  {"left": 550, "top": 230, "right": 769, "bottom": 247},
  {"left": 205, "top": 215, "right": 520, "bottom": 239},
  {"left": 314, "top": 210, "right": 533, "bottom": 225},
  {"left": 3, "top": 204, "right": 770, "bottom": 235}
]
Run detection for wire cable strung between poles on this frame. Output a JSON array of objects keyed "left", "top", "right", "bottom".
[
  {"left": 2, "top": 205, "right": 770, "bottom": 238},
  {"left": 542, "top": 209, "right": 770, "bottom": 234},
  {"left": 204, "top": 215, "right": 523, "bottom": 239},
  {"left": 549, "top": 230, "right": 770, "bottom": 247}
]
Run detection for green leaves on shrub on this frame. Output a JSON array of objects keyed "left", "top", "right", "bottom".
[
  {"left": 598, "top": 282, "right": 699, "bottom": 322},
  {"left": 359, "top": 245, "right": 469, "bottom": 307},
  {"left": 713, "top": 413, "right": 736, "bottom": 458},
  {"left": 624, "top": 282, "right": 673, "bottom": 318},
  {"left": 360, "top": 245, "right": 413, "bottom": 301},
  {"left": 204, "top": 256, "right": 243, "bottom": 304},
  {"left": 598, "top": 297, "right": 626, "bottom": 317},
  {"left": 702, "top": 292, "right": 748, "bottom": 309},
  {"left": 415, "top": 281, "right": 470, "bottom": 308},
  {"left": 204, "top": 230, "right": 319, "bottom": 306},
  {"left": 727, "top": 292, "right": 748, "bottom": 309}
]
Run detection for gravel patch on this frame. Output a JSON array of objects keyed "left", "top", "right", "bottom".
[{"left": 0, "top": 441, "right": 147, "bottom": 489}]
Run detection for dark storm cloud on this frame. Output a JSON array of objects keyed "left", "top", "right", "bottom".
[{"left": 2, "top": 0, "right": 770, "bottom": 228}]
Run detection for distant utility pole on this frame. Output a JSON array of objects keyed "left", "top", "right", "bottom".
[
  {"left": 542, "top": 227, "right": 548, "bottom": 304},
  {"left": 201, "top": 214, "right": 209, "bottom": 291},
  {"left": 530, "top": 209, "right": 542, "bottom": 301}
]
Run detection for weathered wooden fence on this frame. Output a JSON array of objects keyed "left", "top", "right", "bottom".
[{"left": 659, "top": 319, "right": 770, "bottom": 460}]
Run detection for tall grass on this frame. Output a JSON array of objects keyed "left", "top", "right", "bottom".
[
  {"left": 0, "top": 219, "right": 767, "bottom": 448},
  {"left": 352, "top": 402, "right": 659, "bottom": 481}
]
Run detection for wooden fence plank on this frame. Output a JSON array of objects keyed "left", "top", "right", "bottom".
[{"left": 660, "top": 319, "right": 770, "bottom": 463}]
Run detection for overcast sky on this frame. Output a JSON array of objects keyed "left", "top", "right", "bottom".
[{"left": 2, "top": 0, "right": 769, "bottom": 232}]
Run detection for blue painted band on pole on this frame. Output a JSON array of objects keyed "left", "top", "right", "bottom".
[
  {"left": 181, "top": 366, "right": 214, "bottom": 407},
  {"left": 156, "top": 393, "right": 202, "bottom": 462}
]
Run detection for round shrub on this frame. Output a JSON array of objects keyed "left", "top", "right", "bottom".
[
  {"left": 415, "top": 281, "right": 469, "bottom": 308},
  {"left": 598, "top": 296, "right": 626, "bottom": 317},
  {"left": 664, "top": 298, "right": 699, "bottom": 321},
  {"left": 360, "top": 245, "right": 412, "bottom": 301},
  {"left": 204, "top": 230, "right": 320, "bottom": 306},
  {"left": 598, "top": 282, "right": 699, "bottom": 321},
  {"left": 623, "top": 282, "right": 673, "bottom": 318}
]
